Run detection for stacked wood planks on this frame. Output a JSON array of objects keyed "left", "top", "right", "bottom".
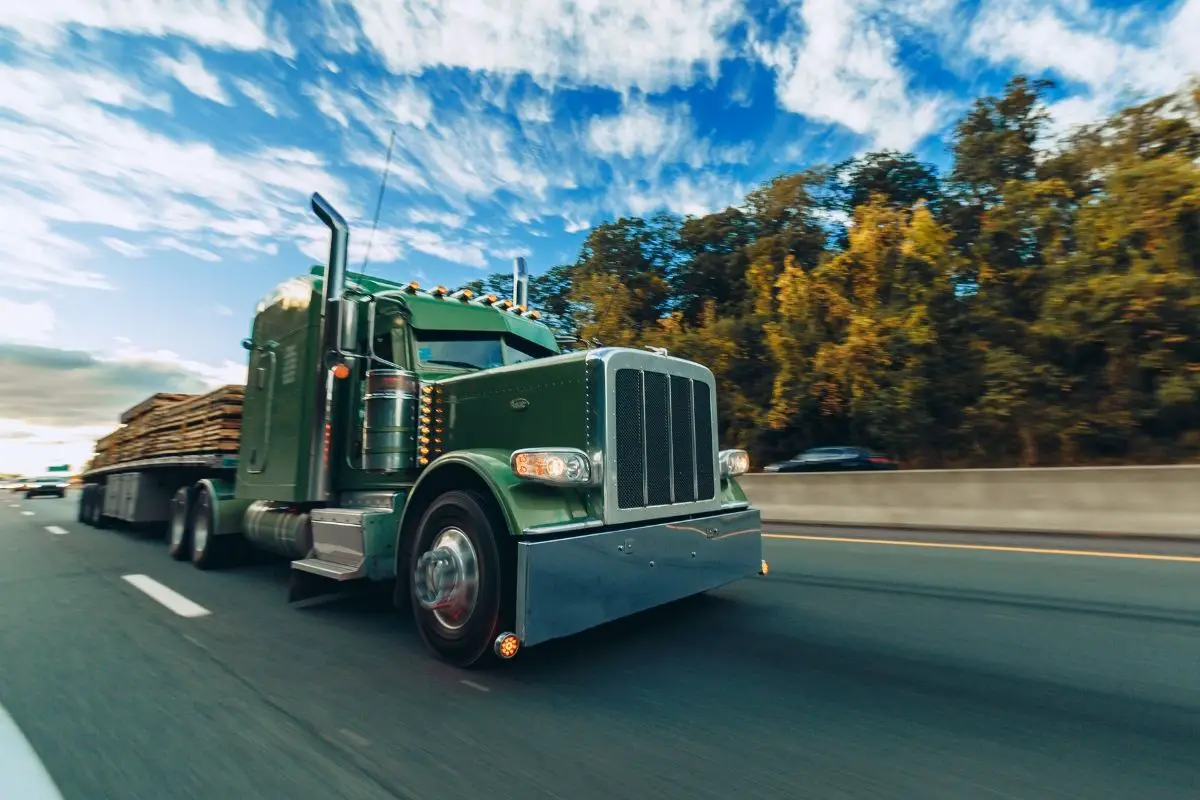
[{"left": 89, "top": 385, "right": 244, "bottom": 468}]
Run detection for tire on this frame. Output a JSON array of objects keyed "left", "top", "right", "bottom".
[
  {"left": 408, "top": 490, "right": 515, "bottom": 669},
  {"left": 167, "top": 486, "right": 191, "bottom": 561},
  {"left": 189, "top": 484, "right": 225, "bottom": 570},
  {"left": 92, "top": 487, "right": 109, "bottom": 529},
  {"left": 77, "top": 486, "right": 90, "bottom": 524}
]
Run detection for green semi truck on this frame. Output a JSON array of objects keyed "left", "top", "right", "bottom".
[{"left": 78, "top": 193, "right": 766, "bottom": 668}]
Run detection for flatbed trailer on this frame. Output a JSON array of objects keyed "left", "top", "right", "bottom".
[{"left": 78, "top": 192, "right": 766, "bottom": 669}]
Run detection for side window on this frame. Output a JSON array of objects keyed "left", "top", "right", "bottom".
[{"left": 370, "top": 308, "right": 409, "bottom": 369}]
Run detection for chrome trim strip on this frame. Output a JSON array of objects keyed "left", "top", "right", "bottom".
[
  {"left": 586, "top": 347, "right": 723, "bottom": 526},
  {"left": 520, "top": 518, "right": 605, "bottom": 537}
]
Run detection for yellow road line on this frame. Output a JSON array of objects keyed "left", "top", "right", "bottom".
[{"left": 763, "top": 533, "right": 1200, "bottom": 563}]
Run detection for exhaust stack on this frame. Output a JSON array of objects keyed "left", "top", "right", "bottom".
[
  {"left": 513, "top": 257, "right": 529, "bottom": 309},
  {"left": 307, "top": 192, "right": 349, "bottom": 503}
]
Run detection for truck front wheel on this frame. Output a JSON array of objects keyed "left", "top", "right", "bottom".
[{"left": 408, "top": 490, "right": 514, "bottom": 668}]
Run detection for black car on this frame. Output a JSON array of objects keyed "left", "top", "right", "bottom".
[
  {"left": 25, "top": 477, "right": 69, "bottom": 499},
  {"left": 762, "top": 446, "right": 898, "bottom": 473}
]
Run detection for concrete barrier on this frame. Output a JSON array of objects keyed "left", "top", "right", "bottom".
[{"left": 738, "top": 465, "right": 1200, "bottom": 538}]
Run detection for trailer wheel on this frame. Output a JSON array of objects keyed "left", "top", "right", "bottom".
[
  {"left": 408, "top": 490, "right": 514, "bottom": 669},
  {"left": 167, "top": 486, "right": 191, "bottom": 561},
  {"left": 189, "top": 485, "right": 224, "bottom": 570}
]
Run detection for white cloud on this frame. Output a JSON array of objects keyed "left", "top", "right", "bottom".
[
  {"left": 294, "top": 222, "right": 407, "bottom": 267},
  {"left": 0, "top": 297, "right": 55, "bottom": 345},
  {"left": 302, "top": 81, "right": 350, "bottom": 128},
  {"left": 490, "top": 245, "right": 532, "bottom": 260},
  {"left": 157, "top": 237, "right": 223, "bottom": 262},
  {"left": 587, "top": 100, "right": 691, "bottom": 160},
  {"left": 384, "top": 83, "right": 434, "bottom": 129},
  {"left": 0, "top": 338, "right": 248, "bottom": 475},
  {"left": 0, "top": 56, "right": 349, "bottom": 291},
  {"left": 2, "top": 0, "right": 290, "bottom": 55},
  {"left": 619, "top": 172, "right": 749, "bottom": 218},
  {"left": 333, "top": 0, "right": 743, "bottom": 93},
  {"left": 408, "top": 208, "right": 468, "bottom": 227},
  {"left": 215, "top": 304, "right": 234, "bottom": 317},
  {"left": 755, "top": 0, "right": 948, "bottom": 150},
  {"left": 101, "top": 238, "right": 147, "bottom": 258},
  {"left": 233, "top": 78, "right": 282, "bottom": 116},
  {"left": 398, "top": 228, "right": 487, "bottom": 268},
  {"left": 155, "top": 47, "right": 231, "bottom": 105},
  {"left": 517, "top": 96, "right": 554, "bottom": 125},
  {"left": 102, "top": 340, "right": 247, "bottom": 387},
  {"left": 967, "top": 0, "right": 1200, "bottom": 136}
]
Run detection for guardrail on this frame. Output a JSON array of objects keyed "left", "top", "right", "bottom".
[{"left": 738, "top": 465, "right": 1200, "bottom": 538}]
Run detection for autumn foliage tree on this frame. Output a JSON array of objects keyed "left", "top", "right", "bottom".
[{"left": 463, "top": 77, "right": 1200, "bottom": 469}]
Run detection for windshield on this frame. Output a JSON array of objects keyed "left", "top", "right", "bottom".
[{"left": 414, "top": 332, "right": 551, "bottom": 371}]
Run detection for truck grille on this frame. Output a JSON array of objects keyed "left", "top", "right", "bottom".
[{"left": 613, "top": 367, "right": 717, "bottom": 510}]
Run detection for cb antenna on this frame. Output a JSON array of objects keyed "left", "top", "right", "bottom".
[{"left": 360, "top": 127, "right": 397, "bottom": 277}]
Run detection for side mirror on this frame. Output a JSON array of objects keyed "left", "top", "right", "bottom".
[{"left": 337, "top": 296, "right": 365, "bottom": 356}]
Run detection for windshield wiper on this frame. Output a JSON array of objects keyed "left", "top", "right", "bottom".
[{"left": 422, "top": 359, "right": 481, "bottom": 370}]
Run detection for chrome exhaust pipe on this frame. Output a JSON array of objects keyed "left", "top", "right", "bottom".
[
  {"left": 513, "top": 256, "right": 529, "bottom": 309},
  {"left": 306, "top": 191, "right": 349, "bottom": 502}
]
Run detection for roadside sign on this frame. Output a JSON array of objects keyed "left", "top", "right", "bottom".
[{"left": 47, "top": 465, "right": 69, "bottom": 472}]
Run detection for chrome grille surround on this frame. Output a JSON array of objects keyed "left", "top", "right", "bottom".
[{"left": 587, "top": 348, "right": 722, "bottom": 526}]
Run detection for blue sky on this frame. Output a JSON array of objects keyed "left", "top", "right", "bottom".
[{"left": 0, "top": 0, "right": 1194, "bottom": 473}]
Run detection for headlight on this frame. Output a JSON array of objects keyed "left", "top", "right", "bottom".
[
  {"left": 719, "top": 449, "right": 750, "bottom": 477},
  {"left": 510, "top": 448, "right": 594, "bottom": 486}
]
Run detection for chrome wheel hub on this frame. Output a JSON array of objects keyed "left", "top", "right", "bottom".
[{"left": 413, "top": 527, "right": 479, "bottom": 631}]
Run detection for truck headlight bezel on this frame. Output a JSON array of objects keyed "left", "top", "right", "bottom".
[
  {"left": 510, "top": 448, "right": 598, "bottom": 487},
  {"left": 719, "top": 449, "right": 750, "bottom": 478}
]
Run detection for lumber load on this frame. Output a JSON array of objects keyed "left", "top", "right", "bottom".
[
  {"left": 90, "top": 384, "right": 244, "bottom": 468},
  {"left": 119, "top": 392, "right": 192, "bottom": 425}
]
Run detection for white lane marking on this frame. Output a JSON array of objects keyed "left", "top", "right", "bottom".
[
  {"left": 20, "top": 511, "right": 34, "bottom": 516},
  {"left": 0, "top": 701, "right": 65, "bottom": 799},
  {"left": 460, "top": 679, "right": 490, "bottom": 693},
  {"left": 121, "top": 574, "right": 211, "bottom": 619},
  {"left": 44, "top": 526, "right": 68, "bottom": 536},
  {"left": 9, "top": 503, "right": 19, "bottom": 508}
]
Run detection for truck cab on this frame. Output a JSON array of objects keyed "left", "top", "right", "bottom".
[{"left": 80, "top": 193, "right": 764, "bottom": 670}]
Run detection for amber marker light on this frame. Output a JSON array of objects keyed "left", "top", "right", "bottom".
[
  {"left": 494, "top": 632, "right": 520, "bottom": 659},
  {"left": 331, "top": 362, "right": 351, "bottom": 379},
  {"left": 760, "top": 560, "right": 770, "bottom": 576}
]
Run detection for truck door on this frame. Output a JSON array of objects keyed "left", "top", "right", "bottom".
[{"left": 243, "top": 344, "right": 276, "bottom": 474}]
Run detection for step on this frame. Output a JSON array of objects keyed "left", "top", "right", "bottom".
[{"left": 291, "top": 557, "right": 364, "bottom": 581}]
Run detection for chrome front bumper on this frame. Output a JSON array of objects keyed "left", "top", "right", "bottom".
[{"left": 515, "top": 507, "right": 763, "bottom": 648}]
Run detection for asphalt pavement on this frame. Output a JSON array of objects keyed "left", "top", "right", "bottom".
[{"left": 1, "top": 492, "right": 1198, "bottom": 800}]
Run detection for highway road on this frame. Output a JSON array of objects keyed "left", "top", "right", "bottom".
[{"left": 1, "top": 494, "right": 1198, "bottom": 800}]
